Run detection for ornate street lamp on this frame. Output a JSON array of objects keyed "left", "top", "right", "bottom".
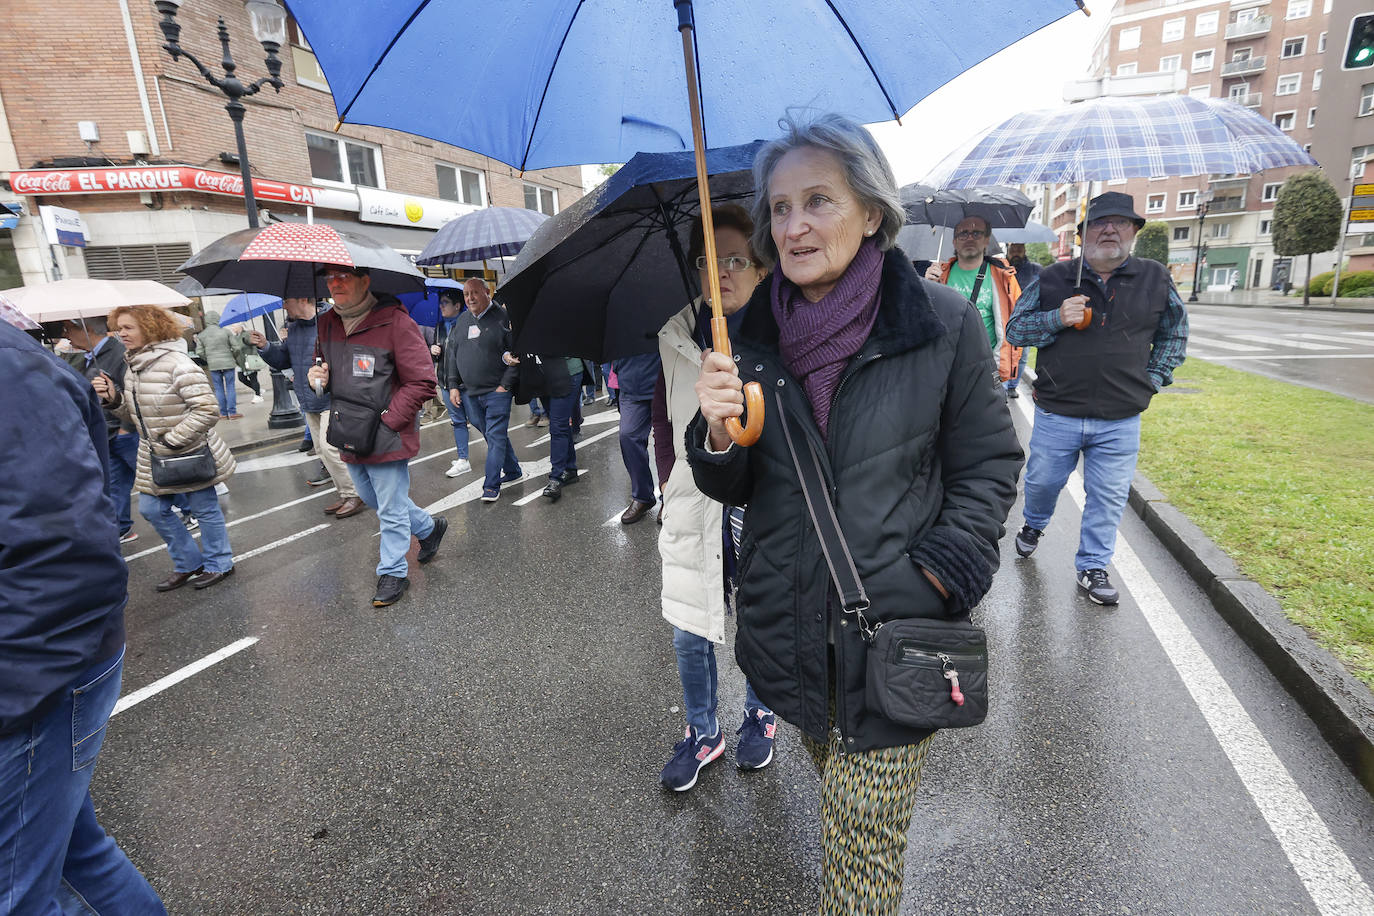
[
  {"left": 1188, "top": 189, "right": 1214, "bottom": 304},
  {"left": 157, "top": 0, "right": 302, "bottom": 429}
]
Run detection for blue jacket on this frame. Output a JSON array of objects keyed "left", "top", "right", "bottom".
[
  {"left": 0, "top": 321, "right": 126, "bottom": 737},
  {"left": 612, "top": 351, "right": 662, "bottom": 400},
  {"left": 258, "top": 312, "right": 330, "bottom": 413}
]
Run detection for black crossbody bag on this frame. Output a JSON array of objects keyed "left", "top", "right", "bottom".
[
  {"left": 774, "top": 395, "right": 989, "bottom": 730},
  {"left": 130, "top": 384, "right": 217, "bottom": 489}
]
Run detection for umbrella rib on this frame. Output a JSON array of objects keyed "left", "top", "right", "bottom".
[
  {"left": 336, "top": 0, "right": 436, "bottom": 124},
  {"left": 518, "top": 0, "right": 588, "bottom": 172},
  {"left": 821, "top": 0, "right": 902, "bottom": 123}
]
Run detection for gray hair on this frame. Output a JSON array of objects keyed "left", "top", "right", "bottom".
[{"left": 750, "top": 112, "right": 904, "bottom": 263}]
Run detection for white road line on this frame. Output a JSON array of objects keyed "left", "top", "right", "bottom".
[
  {"left": 233, "top": 451, "right": 321, "bottom": 473},
  {"left": 232, "top": 524, "right": 330, "bottom": 563},
  {"left": 1011, "top": 395, "right": 1374, "bottom": 914},
  {"left": 1227, "top": 333, "right": 1345, "bottom": 351},
  {"left": 526, "top": 411, "right": 622, "bottom": 448},
  {"left": 513, "top": 469, "right": 589, "bottom": 506},
  {"left": 602, "top": 509, "right": 625, "bottom": 528},
  {"left": 124, "top": 490, "right": 337, "bottom": 563},
  {"left": 1195, "top": 353, "right": 1374, "bottom": 362},
  {"left": 1297, "top": 332, "right": 1363, "bottom": 345},
  {"left": 111, "top": 637, "right": 258, "bottom": 718},
  {"left": 1189, "top": 338, "right": 1270, "bottom": 352},
  {"left": 422, "top": 427, "right": 618, "bottom": 515}
]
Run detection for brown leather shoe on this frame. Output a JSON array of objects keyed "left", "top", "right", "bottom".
[
  {"left": 620, "top": 499, "right": 654, "bottom": 525},
  {"left": 191, "top": 567, "right": 235, "bottom": 590},
  {"left": 332, "top": 496, "right": 368, "bottom": 518},
  {"left": 322, "top": 498, "right": 346, "bottom": 515},
  {"left": 156, "top": 567, "right": 203, "bottom": 592}
]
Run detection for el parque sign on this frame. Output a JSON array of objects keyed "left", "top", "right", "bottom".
[{"left": 8, "top": 166, "right": 356, "bottom": 211}]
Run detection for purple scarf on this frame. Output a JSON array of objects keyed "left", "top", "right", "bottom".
[{"left": 771, "top": 238, "right": 884, "bottom": 438}]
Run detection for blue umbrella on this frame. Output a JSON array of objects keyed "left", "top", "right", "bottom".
[
  {"left": 398, "top": 278, "right": 465, "bottom": 327},
  {"left": 285, "top": 0, "right": 1082, "bottom": 171},
  {"left": 924, "top": 95, "right": 1318, "bottom": 188},
  {"left": 417, "top": 207, "right": 549, "bottom": 267},
  {"left": 218, "top": 292, "right": 283, "bottom": 326}
]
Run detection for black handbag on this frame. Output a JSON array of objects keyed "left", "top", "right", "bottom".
[
  {"left": 326, "top": 392, "right": 383, "bottom": 457},
  {"left": 130, "top": 386, "right": 218, "bottom": 489},
  {"left": 774, "top": 397, "right": 990, "bottom": 730}
]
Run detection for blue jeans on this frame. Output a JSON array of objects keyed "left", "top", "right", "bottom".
[
  {"left": 618, "top": 396, "right": 654, "bottom": 503},
  {"left": 1022, "top": 406, "right": 1141, "bottom": 572},
  {"left": 529, "top": 398, "right": 547, "bottom": 419},
  {"left": 439, "top": 387, "right": 469, "bottom": 459},
  {"left": 209, "top": 368, "right": 236, "bottom": 416},
  {"left": 1006, "top": 348, "right": 1029, "bottom": 391},
  {"left": 672, "top": 628, "right": 768, "bottom": 738},
  {"left": 0, "top": 650, "right": 167, "bottom": 915},
  {"left": 547, "top": 390, "right": 578, "bottom": 479},
  {"left": 107, "top": 432, "right": 138, "bottom": 536},
  {"left": 139, "top": 486, "right": 233, "bottom": 574},
  {"left": 462, "top": 390, "right": 521, "bottom": 493},
  {"left": 346, "top": 459, "right": 434, "bottom": 578}
]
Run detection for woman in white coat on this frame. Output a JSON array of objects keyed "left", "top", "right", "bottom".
[{"left": 653, "top": 204, "right": 774, "bottom": 792}]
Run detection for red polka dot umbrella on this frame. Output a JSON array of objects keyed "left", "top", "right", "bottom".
[{"left": 177, "top": 222, "right": 426, "bottom": 298}]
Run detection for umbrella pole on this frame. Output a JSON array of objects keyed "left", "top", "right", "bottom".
[{"left": 675, "top": 0, "right": 763, "bottom": 446}]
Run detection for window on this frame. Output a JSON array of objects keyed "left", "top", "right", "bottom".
[
  {"left": 1146, "top": 193, "right": 1166, "bottom": 213},
  {"left": 1229, "top": 82, "right": 1251, "bottom": 100},
  {"left": 1232, "top": 48, "right": 1253, "bottom": 62},
  {"left": 1160, "top": 55, "right": 1182, "bottom": 72},
  {"left": 1308, "top": 107, "right": 1317, "bottom": 127},
  {"left": 1178, "top": 190, "right": 1198, "bottom": 210},
  {"left": 1236, "top": 8, "right": 1259, "bottom": 26},
  {"left": 1314, "top": 69, "right": 1322, "bottom": 90},
  {"left": 435, "top": 164, "right": 484, "bottom": 205},
  {"left": 1119, "top": 26, "right": 1141, "bottom": 50},
  {"left": 1363, "top": 84, "right": 1374, "bottom": 118},
  {"left": 1174, "top": 226, "right": 1191, "bottom": 241},
  {"left": 1192, "top": 49, "right": 1214, "bottom": 71},
  {"left": 1281, "top": 37, "right": 1306, "bottom": 58},
  {"left": 1190, "top": 85, "right": 1213, "bottom": 98},
  {"left": 1162, "top": 17, "right": 1185, "bottom": 41},
  {"left": 523, "top": 183, "right": 557, "bottom": 215},
  {"left": 1259, "top": 219, "right": 1272, "bottom": 236},
  {"left": 1274, "top": 110, "right": 1296, "bottom": 130},
  {"left": 1353, "top": 146, "right": 1374, "bottom": 180},
  {"left": 1276, "top": 73, "right": 1302, "bottom": 95},
  {"left": 287, "top": 17, "right": 328, "bottom": 91},
  {"left": 1195, "top": 11, "right": 1219, "bottom": 35},
  {"left": 1116, "top": 62, "right": 1138, "bottom": 76},
  {"left": 1262, "top": 182, "right": 1283, "bottom": 201},
  {"left": 1318, "top": 31, "right": 1327, "bottom": 52},
  {"left": 305, "top": 131, "right": 383, "bottom": 188},
  {"left": 1211, "top": 222, "right": 1231, "bottom": 239},
  {"left": 1285, "top": 0, "right": 1310, "bottom": 20}
]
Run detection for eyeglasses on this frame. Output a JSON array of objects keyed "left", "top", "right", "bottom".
[
  {"left": 1087, "top": 217, "right": 1134, "bottom": 232},
  {"left": 320, "top": 269, "right": 360, "bottom": 282},
  {"left": 695, "top": 256, "right": 755, "bottom": 272},
  {"left": 953, "top": 229, "right": 987, "bottom": 240}
]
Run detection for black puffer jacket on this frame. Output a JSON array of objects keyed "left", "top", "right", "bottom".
[{"left": 686, "top": 250, "right": 1023, "bottom": 752}]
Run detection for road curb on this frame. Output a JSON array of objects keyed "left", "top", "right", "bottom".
[
  {"left": 227, "top": 429, "right": 301, "bottom": 455},
  {"left": 1128, "top": 473, "right": 1374, "bottom": 796}
]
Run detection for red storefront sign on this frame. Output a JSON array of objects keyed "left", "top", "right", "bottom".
[{"left": 9, "top": 166, "right": 347, "bottom": 208}]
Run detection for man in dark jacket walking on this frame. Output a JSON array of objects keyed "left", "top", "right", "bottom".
[
  {"left": 1005, "top": 192, "right": 1188, "bottom": 605},
  {"left": 0, "top": 319, "right": 167, "bottom": 914},
  {"left": 309, "top": 265, "right": 445, "bottom": 607},
  {"left": 612, "top": 350, "right": 662, "bottom": 523},
  {"left": 443, "top": 278, "right": 521, "bottom": 502},
  {"left": 1003, "top": 243, "right": 1042, "bottom": 398},
  {"left": 250, "top": 298, "right": 364, "bottom": 518}
]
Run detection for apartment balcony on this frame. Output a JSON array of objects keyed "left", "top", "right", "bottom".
[
  {"left": 1229, "top": 91, "right": 1263, "bottom": 108},
  {"left": 1221, "top": 56, "right": 1267, "bottom": 77},
  {"left": 1226, "top": 15, "right": 1271, "bottom": 40},
  {"left": 1209, "top": 196, "right": 1247, "bottom": 213}
]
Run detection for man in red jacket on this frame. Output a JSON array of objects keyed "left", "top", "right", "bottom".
[{"left": 308, "top": 265, "right": 445, "bottom": 607}]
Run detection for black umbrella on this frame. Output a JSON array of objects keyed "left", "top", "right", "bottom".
[
  {"left": 497, "top": 141, "right": 762, "bottom": 363},
  {"left": 177, "top": 223, "right": 425, "bottom": 299},
  {"left": 899, "top": 183, "right": 1034, "bottom": 230}
]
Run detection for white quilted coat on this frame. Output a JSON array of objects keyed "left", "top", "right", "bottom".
[
  {"left": 657, "top": 302, "right": 727, "bottom": 644},
  {"left": 113, "top": 339, "right": 235, "bottom": 495}
]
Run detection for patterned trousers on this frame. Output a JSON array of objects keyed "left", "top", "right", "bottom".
[{"left": 802, "top": 727, "right": 934, "bottom": 916}]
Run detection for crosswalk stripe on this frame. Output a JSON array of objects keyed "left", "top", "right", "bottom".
[{"left": 1227, "top": 334, "right": 1345, "bottom": 351}]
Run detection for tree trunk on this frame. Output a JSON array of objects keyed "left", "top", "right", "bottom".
[{"left": 1303, "top": 253, "right": 1312, "bottom": 305}]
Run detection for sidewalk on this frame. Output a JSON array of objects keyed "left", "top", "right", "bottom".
[
  {"left": 1193, "top": 288, "right": 1374, "bottom": 311},
  {"left": 214, "top": 382, "right": 307, "bottom": 454}
]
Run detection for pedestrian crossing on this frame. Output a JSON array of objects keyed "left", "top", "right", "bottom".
[{"left": 1186, "top": 317, "right": 1374, "bottom": 362}]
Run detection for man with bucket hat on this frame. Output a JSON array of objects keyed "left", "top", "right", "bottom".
[{"left": 1004, "top": 191, "right": 1189, "bottom": 605}]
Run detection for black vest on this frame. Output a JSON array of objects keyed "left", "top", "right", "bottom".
[{"left": 1034, "top": 257, "right": 1171, "bottom": 420}]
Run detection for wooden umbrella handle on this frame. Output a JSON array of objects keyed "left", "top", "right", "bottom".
[{"left": 727, "top": 384, "right": 765, "bottom": 446}]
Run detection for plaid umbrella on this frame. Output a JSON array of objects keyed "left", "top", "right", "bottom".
[
  {"left": 416, "top": 207, "right": 548, "bottom": 266},
  {"left": 0, "top": 292, "right": 40, "bottom": 331},
  {"left": 924, "top": 95, "right": 1317, "bottom": 188}
]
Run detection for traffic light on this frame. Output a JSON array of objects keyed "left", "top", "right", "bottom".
[{"left": 1345, "top": 13, "right": 1374, "bottom": 70}]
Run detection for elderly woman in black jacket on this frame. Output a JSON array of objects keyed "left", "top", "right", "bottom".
[{"left": 688, "top": 113, "right": 1023, "bottom": 915}]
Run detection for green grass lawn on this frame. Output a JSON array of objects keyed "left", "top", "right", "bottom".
[{"left": 1137, "top": 359, "right": 1374, "bottom": 690}]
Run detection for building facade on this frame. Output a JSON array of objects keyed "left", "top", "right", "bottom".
[
  {"left": 0, "top": 0, "right": 584, "bottom": 291},
  {"left": 1083, "top": 0, "right": 1340, "bottom": 292}
]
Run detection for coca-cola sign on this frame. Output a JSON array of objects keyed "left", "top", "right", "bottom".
[{"left": 7, "top": 166, "right": 359, "bottom": 213}]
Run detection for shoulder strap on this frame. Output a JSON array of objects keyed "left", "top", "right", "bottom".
[
  {"left": 772, "top": 392, "right": 879, "bottom": 640},
  {"left": 967, "top": 259, "right": 990, "bottom": 307}
]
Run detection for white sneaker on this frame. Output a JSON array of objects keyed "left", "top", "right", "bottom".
[
  {"left": 446, "top": 458, "right": 471, "bottom": 478},
  {"left": 251, "top": 394, "right": 263, "bottom": 404}
]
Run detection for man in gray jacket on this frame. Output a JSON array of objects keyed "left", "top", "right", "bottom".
[{"left": 194, "top": 311, "right": 243, "bottom": 419}]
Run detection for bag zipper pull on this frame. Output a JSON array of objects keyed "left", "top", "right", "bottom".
[{"left": 940, "top": 653, "right": 965, "bottom": 706}]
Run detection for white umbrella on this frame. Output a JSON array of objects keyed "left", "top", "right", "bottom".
[{"left": 3, "top": 279, "right": 190, "bottom": 323}]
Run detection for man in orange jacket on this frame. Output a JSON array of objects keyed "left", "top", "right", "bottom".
[{"left": 925, "top": 216, "right": 1023, "bottom": 388}]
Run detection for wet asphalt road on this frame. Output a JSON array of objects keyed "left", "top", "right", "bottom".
[
  {"left": 1186, "top": 305, "right": 1374, "bottom": 403},
  {"left": 94, "top": 398, "right": 1374, "bottom": 915}
]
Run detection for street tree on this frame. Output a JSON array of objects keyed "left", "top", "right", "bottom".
[
  {"left": 1272, "top": 171, "right": 1343, "bottom": 305},
  {"left": 1134, "top": 221, "right": 1170, "bottom": 267},
  {"left": 1025, "top": 241, "right": 1053, "bottom": 266}
]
